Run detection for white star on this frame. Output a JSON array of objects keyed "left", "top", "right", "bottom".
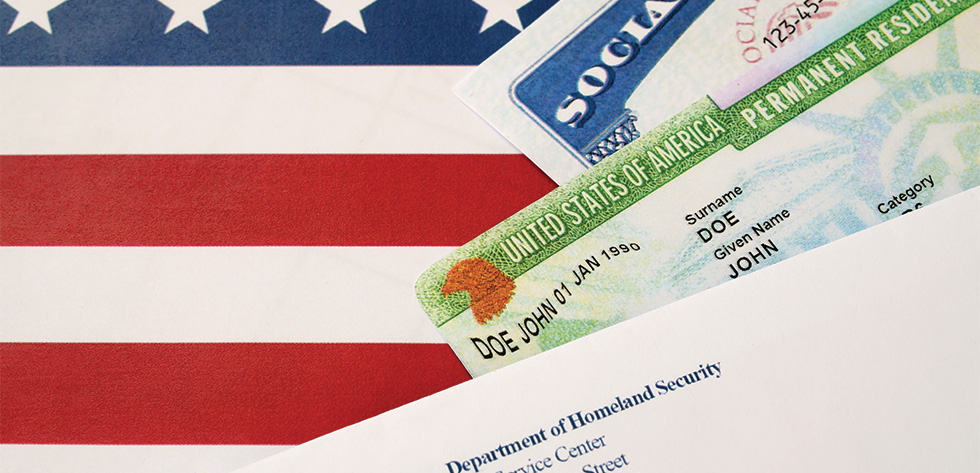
[
  {"left": 156, "top": 0, "right": 223, "bottom": 34},
  {"left": 470, "top": 0, "right": 532, "bottom": 33},
  {"left": 313, "top": 0, "right": 377, "bottom": 34},
  {"left": 4, "top": 0, "right": 69, "bottom": 34}
]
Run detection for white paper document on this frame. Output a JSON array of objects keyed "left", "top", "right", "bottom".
[{"left": 236, "top": 187, "right": 979, "bottom": 473}]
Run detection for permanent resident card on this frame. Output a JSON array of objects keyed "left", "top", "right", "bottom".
[{"left": 421, "top": 0, "right": 980, "bottom": 376}]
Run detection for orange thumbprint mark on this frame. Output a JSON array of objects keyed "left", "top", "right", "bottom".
[{"left": 442, "top": 258, "right": 516, "bottom": 325}]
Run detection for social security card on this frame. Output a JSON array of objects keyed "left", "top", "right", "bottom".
[
  {"left": 456, "top": 0, "right": 862, "bottom": 184},
  {"left": 424, "top": 0, "right": 980, "bottom": 376}
]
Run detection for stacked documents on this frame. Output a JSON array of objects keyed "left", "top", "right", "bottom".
[
  {"left": 232, "top": 0, "right": 978, "bottom": 470},
  {"left": 454, "top": 0, "right": 863, "bottom": 184}
]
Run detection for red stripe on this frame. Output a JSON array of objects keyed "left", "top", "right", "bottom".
[
  {"left": 0, "top": 343, "right": 470, "bottom": 445},
  {"left": 0, "top": 154, "right": 556, "bottom": 246}
]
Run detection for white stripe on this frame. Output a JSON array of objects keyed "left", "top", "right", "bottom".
[
  {"left": 0, "top": 246, "right": 452, "bottom": 343},
  {"left": 0, "top": 445, "right": 289, "bottom": 473},
  {"left": 0, "top": 66, "right": 516, "bottom": 155}
]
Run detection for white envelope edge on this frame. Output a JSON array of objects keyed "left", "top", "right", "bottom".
[{"left": 236, "top": 187, "right": 980, "bottom": 473}]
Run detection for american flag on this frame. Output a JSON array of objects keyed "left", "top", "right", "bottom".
[{"left": 0, "top": 1, "right": 559, "bottom": 471}]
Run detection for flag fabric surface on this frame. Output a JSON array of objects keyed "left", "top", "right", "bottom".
[{"left": 0, "top": 1, "right": 560, "bottom": 471}]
